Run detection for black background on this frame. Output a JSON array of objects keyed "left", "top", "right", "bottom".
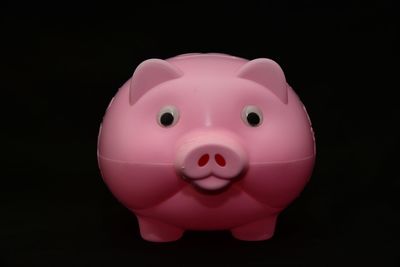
[{"left": 1, "top": 0, "right": 398, "bottom": 266}]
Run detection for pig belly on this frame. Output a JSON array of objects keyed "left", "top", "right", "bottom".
[{"left": 134, "top": 184, "right": 280, "bottom": 230}]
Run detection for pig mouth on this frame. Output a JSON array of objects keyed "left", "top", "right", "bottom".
[{"left": 183, "top": 175, "right": 233, "bottom": 191}]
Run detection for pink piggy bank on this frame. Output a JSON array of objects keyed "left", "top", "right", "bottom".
[{"left": 97, "top": 53, "right": 315, "bottom": 242}]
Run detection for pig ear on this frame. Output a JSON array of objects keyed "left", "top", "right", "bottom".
[
  {"left": 237, "top": 58, "right": 288, "bottom": 104},
  {"left": 129, "top": 59, "right": 183, "bottom": 105}
]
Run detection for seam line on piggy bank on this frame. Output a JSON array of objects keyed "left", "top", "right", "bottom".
[{"left": 98, "top": 154, "right": 315, "bottom": 165}]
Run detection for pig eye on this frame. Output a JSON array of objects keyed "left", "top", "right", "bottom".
[
  {"left": 242, "top": 105, "right": 263, "bottom": 127},
  {"left": 157, "top": 106, "right": 179, "bottom": 127}
]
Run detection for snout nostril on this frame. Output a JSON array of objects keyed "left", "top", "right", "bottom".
[
  {"left": 215, "top": 154, "right": 226, "bottom": 167},
  {"left": 198, "top": 154, "right": 209, "bottom": 167}
]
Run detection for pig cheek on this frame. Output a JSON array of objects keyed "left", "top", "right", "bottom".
[
  {"left": 99, "top": 158, "right": 185, "bottom": 210},
  {"left": 240, "top": 157, "right": 315, "bottom": 209}
]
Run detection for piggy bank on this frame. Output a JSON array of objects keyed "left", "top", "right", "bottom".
[{"left": 97, "top": 53, "right": 315, "bottom": 242}]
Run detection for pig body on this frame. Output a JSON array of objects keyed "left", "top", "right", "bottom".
[{"left": 98, "top": 53, "right": 315, "bottom": 242}]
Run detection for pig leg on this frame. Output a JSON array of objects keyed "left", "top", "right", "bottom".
[
  {"left": 231, "top": 216, "right": 277, "bottom": 241},
  {"left": 137, "top": 216, "right": 184, "bottom": 242}
]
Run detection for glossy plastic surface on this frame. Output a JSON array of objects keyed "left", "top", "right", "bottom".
[{"left": 97, "top": 53, "right": 316, "bottom": 242}]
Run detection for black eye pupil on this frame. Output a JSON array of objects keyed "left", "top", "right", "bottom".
[
  {"left": 247, "top": 112, "right": 260, "bottom": 126},
  {"left": 160, "top": 112, "right": 174, "bottom": 126}
]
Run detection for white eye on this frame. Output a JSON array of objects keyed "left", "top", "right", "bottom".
[
  {"left": 242, "top": 105, "right": 263, "bottom": 127},
  {"left": 157, "top": 106, "right": 179, "bottom": 127}
]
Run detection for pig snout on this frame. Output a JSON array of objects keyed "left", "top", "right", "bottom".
[
  {"left": 175, "top": 131, "right": 248, "bottom": 191},
  {"left": 180, "top": 144, "right": 244, "bottom": 179}
]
